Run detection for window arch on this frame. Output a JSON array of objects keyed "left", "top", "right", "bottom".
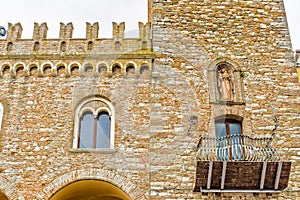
[
  {"left": 33, "top": 41, "right": 40, "bottom": 51},
  {"left": 0, "top": 102, "right": 3, "bottom": 130},
  {"left": 73, "top": 97, "right": 115, "bottom": 149}
]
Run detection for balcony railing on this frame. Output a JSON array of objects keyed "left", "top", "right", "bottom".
[{"left": 196, "top": 134, "right": 279, "bottom": 161}]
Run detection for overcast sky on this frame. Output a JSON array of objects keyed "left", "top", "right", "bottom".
[{"left": 0, "top": 0, "right": 299, "bottom": 50}]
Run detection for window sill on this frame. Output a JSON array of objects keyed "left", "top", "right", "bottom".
[{"left": 69, "top": 148, "right": 117, "bottom": 154}]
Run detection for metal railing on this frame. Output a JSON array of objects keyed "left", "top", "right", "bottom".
[{"left": 196, "top": 134, "right": 279, "bottom": 161}]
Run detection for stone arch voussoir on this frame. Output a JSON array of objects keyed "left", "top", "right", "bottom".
[
  {"left": 0, "top": 176, "right": 19, "bottom": 200},
  {"left": 37, "top": 168, "right": 147, "bottom": 200}
]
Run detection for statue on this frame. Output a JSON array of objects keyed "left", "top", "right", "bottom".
[{"left": 217, "top": 66, "right": 233, "bottom": 101}]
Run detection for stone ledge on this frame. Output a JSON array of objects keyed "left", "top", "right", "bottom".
[
  {"left": 210, "top": 101, "right": 246, "bottom": 106},
  {"left": 69, "top": 148, "right": 117, "bottom": 154}
]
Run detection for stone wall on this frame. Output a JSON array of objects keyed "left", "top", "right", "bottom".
[
  {"left": 0, "top": 0, "right": 299, "bottom": 199},
  {"left": 0, "top": 22, "right": 153, "bottom": 200},
  {"left": 150, "top": 0, "right": 299, "bottom": 199}
]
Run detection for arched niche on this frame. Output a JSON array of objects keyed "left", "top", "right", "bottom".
[
  {"left": 208, "top": 59, "right": 244, "bottom": 103},
  {"left": 0, "top": 191, "right": 8, "bottom": 200}
]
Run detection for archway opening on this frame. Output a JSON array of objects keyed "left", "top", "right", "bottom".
[
  {"left": 0, "top": 190, "right": 8, "bottom": 200},
  {"left": 49, "top": 179, "right": 131, "bottom": 200}
]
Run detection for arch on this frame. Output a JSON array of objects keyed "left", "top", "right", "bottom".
[
  {"left": 6, "top": 42, "right": 13, "bottom": 52},
  {"left": 208, "top": 58, "right": 244, "bottom": 103},
  {"left": 0, "top": 175, "right": 19, "bottom": 199},
  {"left": 95, "top": 107, "right": 112, "bottom": 116},
  {"left": 209, "top": 58, "right": 240, "bottom": 72},
  {"left": 215, "top": 114, "right": 243, "bottom": 122},
  {"left": 73, "top": 96, "right": 115, "bottom": 149},
  {"left": 115, "top": 41, "right": 121, "bottom": 50},
  {"left": 60, "top": 41, "right": 67, "bottom": 52},
  {"left": 112, "top": 63, "right": 122, "bottom": 76},
  {"left": 38, "top": 168, "right": 146, "bottom": 200},
  {"left": 27, "top": 63, "right": 40, "bottom": 76},
  {"left": 142, "top": 41, "right": 147, "bottom": 50},
  {"left": 0, "top": 63, "right": 12, "bottom": 77},
  {"left": 33, "top": 41, "right": 40, "bottom": 51},
  {"left": 78, "top": 106, "right": 94, "bottom": 118},
  {"left": 12, "top": 62, "right": 26, "bottom": 77},
  {"left": 49, "top": 180, "right": 131, "bottom": 200},
  {"left": 54, "top": 62, "right": 67, "bottom": 77},
  {"left": 140, "top": 63, "right": 150, "bottom": 75},
  {"left": 97, "top": 62, "right": 109, "bottom": 75},
  {"left": 82, "top": 62, "right": 94, "bottom": 73},
  {"left": 68, "top": 62, "right": 81, "bottom": 76},
  {"left": 0, "top": 102, "right": 3, "bottom": 130},
  {"left": 87, "top": 41, "right": 93, "bottom": 51},
  {"left": 125, "top": 62, "right": 136, "bottom": 77},
  {"left": 41, "top": 62, "right": 54, "bottom": 76}
]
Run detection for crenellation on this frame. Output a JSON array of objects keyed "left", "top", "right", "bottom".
[
  {"left": 33, "top": 22, "right": 48, "bottom": 41},
  {"left": 0, "top": 22, "right": 152, "bottom": 56},
  {"left": 59, "top": 22, "right": 73, "bottom": 39},
  {"left": 113, "top": 22, "right": 125, "bottom": 41},
  {"left": 85, "top": 22, "right": 99, "bottom": 40},
  {"left": 139, "top": 22, "right": 151, "bottom": 41},
  {"left": 6, "top": 23, "right": 22, "bottom": 41}
]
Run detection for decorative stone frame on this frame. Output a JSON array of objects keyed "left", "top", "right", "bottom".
[
  {"left": 208, "top": 59, "right": 244, "bottom": 103},
  {"left": 71, "top": 96, "right": 115, "bottom": 152},
  {"left": 37, "top": 168, "right": 147, "bottom": 200}
]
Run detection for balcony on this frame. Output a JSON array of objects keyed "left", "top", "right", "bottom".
[{"left": 194, "top": 134, "right": 291, "bottom": 193}]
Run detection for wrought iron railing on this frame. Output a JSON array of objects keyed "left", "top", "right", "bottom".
[{"left": 196, "top": 134, "right": 279, "bottom": 161}]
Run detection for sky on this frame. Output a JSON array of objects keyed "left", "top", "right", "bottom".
[{"left": 0, "top": 0, "right": 299, "bottom": 50}]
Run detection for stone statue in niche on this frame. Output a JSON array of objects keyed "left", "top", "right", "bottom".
[{"left": 217, "top": 65, "right": 233, "bottom": 101}]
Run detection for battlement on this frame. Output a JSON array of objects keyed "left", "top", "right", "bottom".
[
  {"left": 296, "top": 49, "right": 300, "bottom": 67},
  {"left": 0, "top": 22, "right": 152, "bottom": 55}
]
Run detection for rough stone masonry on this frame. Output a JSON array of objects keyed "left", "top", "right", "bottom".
[{"left": 0, "top": 0, "right": 299, "bottom": 199}]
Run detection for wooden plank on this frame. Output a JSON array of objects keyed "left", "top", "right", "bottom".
[
  {"left": 274, "top": 162, "right": 282, "bottom": 190},
  {"left": 260, "top": 162, "right": 267, "bottom": 190},
  {"left": 207, "top": 161, "right": 213, "bottom": 189},
  {"left": 221, "top": 161, "right": 227, "bottom": 189}
]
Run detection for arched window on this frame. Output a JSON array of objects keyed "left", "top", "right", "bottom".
[
  {"left": 60, "top": 41, "right": 67, "bottom": 52},
  {"left": 115, "top": 41, "right": 121, "bottom": 50},
  {"left": 73, "top": 97, "right": 115, "bottom": 150},
  {"left": 33, "top": 41, "right": 40, "bottom": 51},
  {"left": 6, "top": 42, "right": 13, "bottom": 51},
  {"left": 96, "top": 112, "right": 110, "bottom": 148},
  {"left": 0, "top": 102, "right": 3, "bottom": 130},
  {"left": 79, "top": 112, "right": 94, "bottom": 148},
  {"left": 87, "top": 41, "right": 93, "bottom": 51},
  {"left": 78, "top": 111, "right": 111, "bottom": 148},
  {"left": 215, "top": 118, "right": 243, "bottom": 161}
]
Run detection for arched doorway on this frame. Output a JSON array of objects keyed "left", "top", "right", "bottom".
[
  {"left": 0, "top": 191, "right": 8, "bottom": 200},
  {"left": 49, "top": 179, "right": 131, "bottom": 200}
]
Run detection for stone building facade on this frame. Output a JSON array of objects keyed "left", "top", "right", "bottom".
[
  {"left": 296, "top": 50, "right": 300, "bottom": 82},
  {"left": 0, "top": 0, "right": 299, "bottom": 199}
]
